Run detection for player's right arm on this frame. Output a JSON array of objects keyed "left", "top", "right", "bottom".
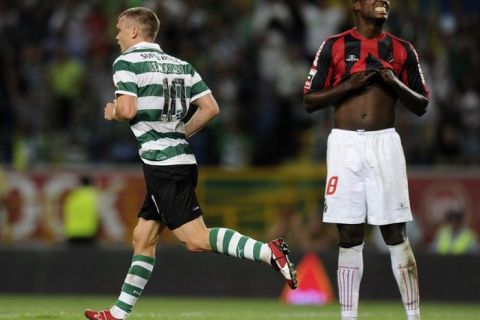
[
  {"left": 107, "top": 58, "right": 138, "bottom": 121},
  {"left": 104, "top": 95, "right": 137, "bottom": 121}
]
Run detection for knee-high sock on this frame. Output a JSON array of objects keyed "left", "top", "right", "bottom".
[
  {"left": 388, "top": 239, "right": 420, "bottom": 318},
  {"left": 110, "top": 255, "right": 155, "bottom": 319},
  {"left": 209, "top": 228, "right": 271, "bottom": 264},
  {"left": 338, "top": 243, "right": 364, "bottom": 319}
]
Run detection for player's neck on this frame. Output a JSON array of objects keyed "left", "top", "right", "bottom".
[{"left": 355, "top": 20, "right": 385, "bottom": 39}]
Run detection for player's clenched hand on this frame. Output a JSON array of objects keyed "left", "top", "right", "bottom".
[
  {"left": 104, "top": 100, "right": 116, "bottom": 120},
  {"left": 378, "top": 68, "right": 398, "bottom": 86},
  {"left": 344, "top": 71, "right": 377, "bottom": 91}
]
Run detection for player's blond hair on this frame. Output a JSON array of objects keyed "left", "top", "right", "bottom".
[{"left": 119, "top": 7, "right": 160, "bottom": 41}]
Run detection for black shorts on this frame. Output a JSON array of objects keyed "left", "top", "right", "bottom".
[{"left": 138, "top": 163, "right": 203, "bottom": 230}]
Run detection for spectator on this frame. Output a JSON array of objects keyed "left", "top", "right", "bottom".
[
  {"left": 63, "top": 175, "right": 100, "bottom": 246},
  {"left": 431, "top": 208, "right": 478, "bottom": 255}
]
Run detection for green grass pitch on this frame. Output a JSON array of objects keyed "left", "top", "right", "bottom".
[{"left": 0, "top": 295, "right": 479, "bottom": 319}]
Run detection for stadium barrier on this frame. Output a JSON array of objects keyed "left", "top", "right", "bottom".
[
  {"left": 0, "top": 246, "right": 478, "bottom": 301},
  {"left": 2, "top": 166, "right": 480, "bottom": 245}
]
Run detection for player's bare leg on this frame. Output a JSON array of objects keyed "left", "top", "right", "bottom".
[{"left": 173, "top": 216, "right": 298, "bottom": 289}]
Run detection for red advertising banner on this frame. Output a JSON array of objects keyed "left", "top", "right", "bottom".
[
  {"left": 2, "top": 169, "right": 146, "bottom": 244},
  {"left": 1, "top": 169, "right": 479, "bottom": 246},
  {"left": 408, "top": 172, "right": 480, "bottom": 244}
]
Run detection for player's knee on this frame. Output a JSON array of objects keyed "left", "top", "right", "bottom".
[
  {"left": 132, "top": 232, "right": 156, "bottom": 251},
  {"left": 338, "top": 238, "right": 364, "bottom": 248},
  {"left": 183, "top": 238, "right": 209, "bottom": 253},
  {"left": 380, "top": 223, "right": 406, "bottom": 246},
  {"left": 383, "top": 233, "right": 406, "bottom": 246},
  {"left": 337, "top": 224, "right": 364, "bottom": 248}
]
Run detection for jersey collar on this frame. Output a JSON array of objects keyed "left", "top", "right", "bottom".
[
  {"left": 350, "top": 28, "right": 387, "bottom": 41},
  {"left": 124, "top": 41, "right": 163, "bottom": 54}
]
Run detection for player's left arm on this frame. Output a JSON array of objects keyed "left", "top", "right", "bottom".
[
  {"left": 185, "top": 93, "right": 220, "bottom": 138},
  {"left": 378, "top": 44, "right": 429, "bottom": 116}
]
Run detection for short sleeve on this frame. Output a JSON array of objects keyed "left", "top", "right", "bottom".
[
  {"left": 304, "top": 39, "right": 334, "bottom": 94},
  {"left": 112, "top": 59, "right": 138, "bottom": 97}
]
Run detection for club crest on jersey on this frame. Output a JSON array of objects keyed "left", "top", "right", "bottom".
[{"left": 346, "top": 54, "right": 359, "bottom": 62}]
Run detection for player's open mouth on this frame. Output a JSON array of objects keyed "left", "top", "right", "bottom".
[{"left": 375, "top": 7, "right": 387, "bottom": 14}]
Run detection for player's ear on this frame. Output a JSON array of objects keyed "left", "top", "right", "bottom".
[
  {"left": 352, "top": 0, "right": 361, "bottom": 12},
  {"left": 131, "top": 25, "right": 139, "bottom": 39}
]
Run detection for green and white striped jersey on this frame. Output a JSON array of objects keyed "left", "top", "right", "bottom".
[{"left": 112, "top": 42, "right": 211, "bottom": 166}]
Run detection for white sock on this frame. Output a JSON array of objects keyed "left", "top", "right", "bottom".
[
  {"left": 338, "top": 243, "right": 364, "bottom": 319},
  {"left": 388, "top": 239, "right": 420, "bottom": 319}
]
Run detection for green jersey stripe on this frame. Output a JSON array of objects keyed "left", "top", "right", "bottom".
[
  {"left": 132, "top": 255, "right": 156, "bottom": 264},
  {"left": 236, "top": 236, "right": 249, "bottom": 258},
  {"left": 191, "top": 81, "right": 209, "bottom": 97},
  {"left": 222, "top": 229, "right": 235, "bottom": 254},
  {"left": 138, "top": 84, "right": 163, "bottom": 97},
  {"left": 253, "top": 242, "right": 262, "bottom": 261},
  {"left": 137, "top": 130, "right": 185, "bottom": 145},
  {"left": 117, "top": 81, "right": 137, "bottom": 95},
  {"left": 115, "top": 300, "right": 133, "bottom": 313},
  {"left": 129, "top": 265, "right": 152, "bottom": 280},
  {"left": 141, "top": 144, "right": 193, "bottom": 161},
  {"left": 136, "top": 84, "right": 193, "bottom": 98},
  {"left": 131, "top": 109, "right": 162, "bottom": 124},
  {"left": 209, "top": 228, "right": 219, "bottom": 252}
]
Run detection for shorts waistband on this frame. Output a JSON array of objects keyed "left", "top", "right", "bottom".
[{"left": 331, "top": 128, "right": 396, "bottom": 135}]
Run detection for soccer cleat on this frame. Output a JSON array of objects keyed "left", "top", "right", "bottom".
[
  {"left": 84, "top": 309, "right": 120, "bottom": 320},
  {"left": 268, "top": 238, "right": 298, "bottom": 289}
]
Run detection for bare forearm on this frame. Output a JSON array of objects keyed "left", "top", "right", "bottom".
[
  {"left": 390, "top": 78, "right": 428, "bottom": 116},
  {"left": 303, "top": 83, "right": 350, "bottom": 113},
  {"left": 185, "top": 106, "right": 219, "bottom": 138},
  {"left": 304, "top": 72, "right": 377, "bottom": 113}
]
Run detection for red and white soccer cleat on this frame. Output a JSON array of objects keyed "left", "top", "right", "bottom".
[
  {"left": 268, "top": 238, "right": 298, "bottom": 289},
  {"left": 84, "top": 309, "right": 120, "bottom": 320}
]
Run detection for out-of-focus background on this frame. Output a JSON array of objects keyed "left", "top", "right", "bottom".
[{"left": 0, "top": 0, "right": 479, "bottom": 303}]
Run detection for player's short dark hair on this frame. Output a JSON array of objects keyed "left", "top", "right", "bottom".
[{"left": 119, "top": 7, "right": 160, "bottom": 41}]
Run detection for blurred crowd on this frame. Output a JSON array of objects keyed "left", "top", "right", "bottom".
[{"left": 0, "top": 0, "right": 479, "bottom": 169}]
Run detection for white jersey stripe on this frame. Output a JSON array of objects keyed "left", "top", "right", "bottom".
[
  {"left": 228, "top": 232, "right": 242, "bottom": 256},
  {"left": 124, "top": 274, "right": 148, "bottom": 288},
  {"left": 216, "top": 228, "right": 227, "bottom": 253},
  {"left": 132, "top": 260, "right": 154, "bottom": 272},
  {"left": 119, "top": 291, "right": 138, "bottom": 306},
  {"left": 244, "top": 239, "right": 256, "bottom": 260}
]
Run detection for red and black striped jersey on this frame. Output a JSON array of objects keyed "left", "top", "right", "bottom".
[{"left": 303, "top": 28, "right": 429, "bottom": 97}]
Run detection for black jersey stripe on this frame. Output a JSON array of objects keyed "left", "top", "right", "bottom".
[
  {"left": 342, "top": 33, "right": 361, "bottom": 81},
  {"left": 378, "top": 35, "right": 393, "bottom": 63}
]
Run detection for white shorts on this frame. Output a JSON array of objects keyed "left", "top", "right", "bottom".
[{"left": 323, "top": 128, "right": 412, "bottom": 225}]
